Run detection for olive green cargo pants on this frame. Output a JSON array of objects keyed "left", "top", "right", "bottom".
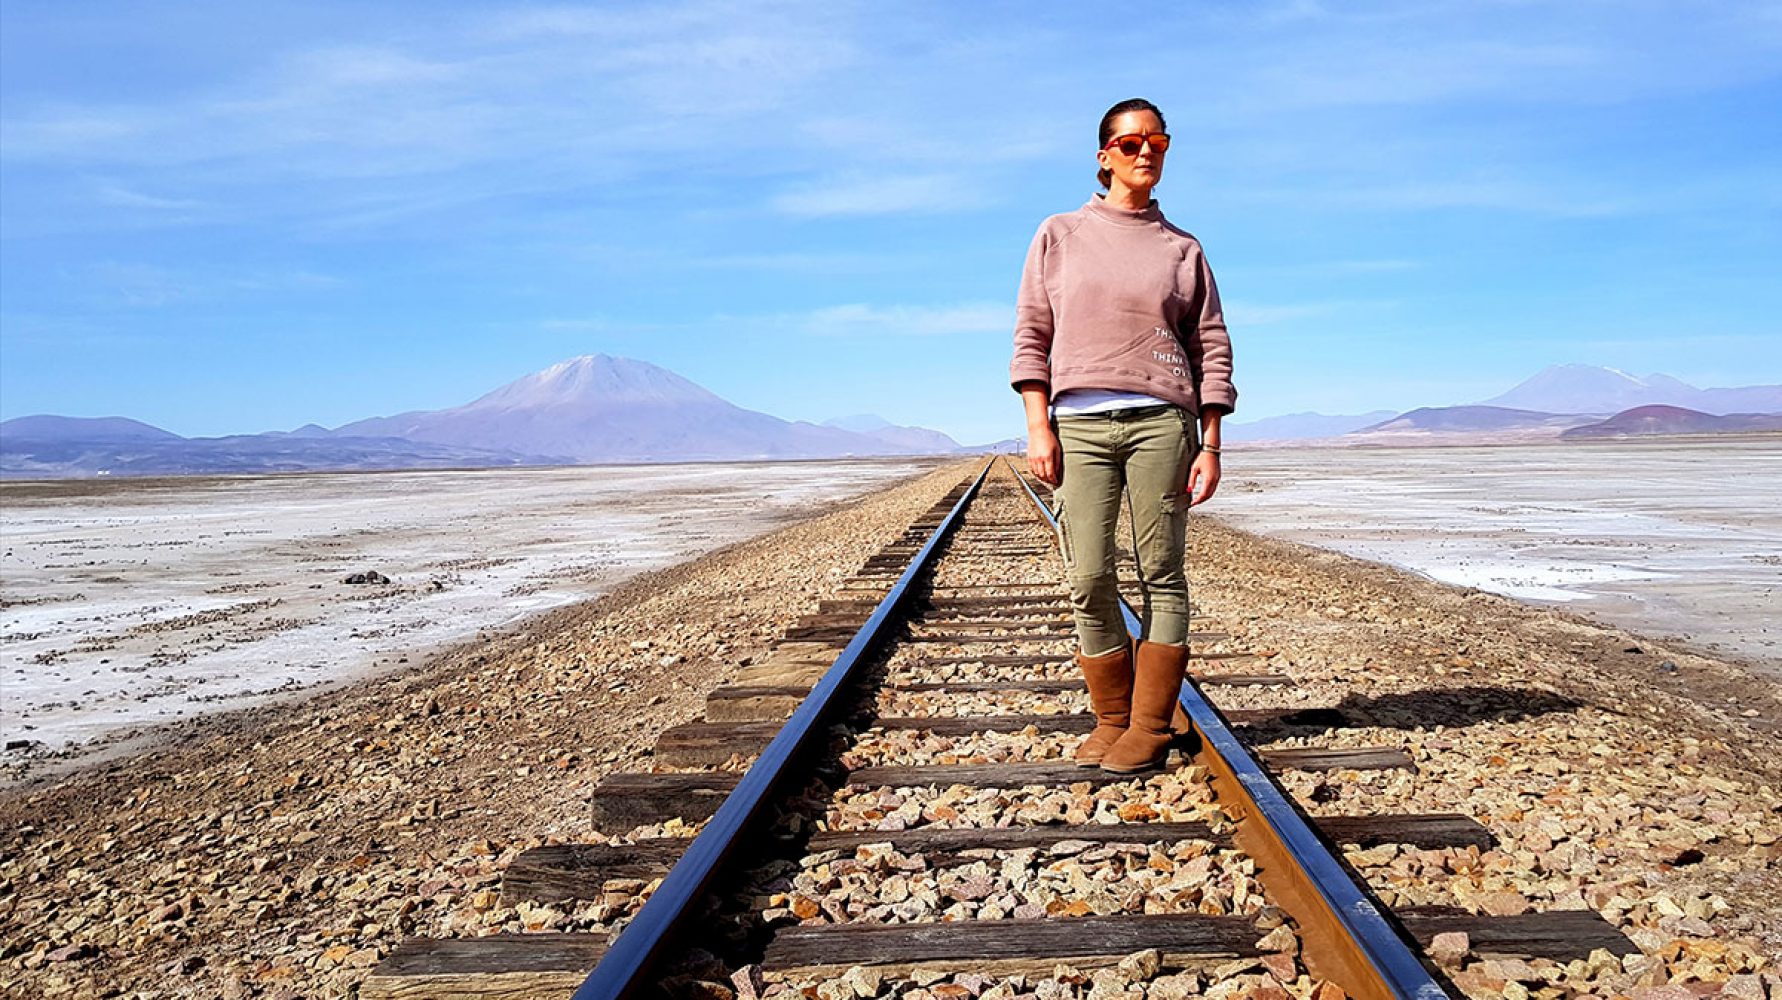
[{"left": 1051, "top": 405, "right": 1195, "bottom": 656}]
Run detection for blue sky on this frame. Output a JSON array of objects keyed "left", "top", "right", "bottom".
[{"left": 2, "top": 1, "right": 1779, "bottom": 444}]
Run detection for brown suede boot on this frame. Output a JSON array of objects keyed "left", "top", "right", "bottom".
[
  {"left": 1100, "top": 640, "right": 1190, "bottom": 774},
  {"left": 1072, "top": 644, "right": 1133, "bottom": 767}
]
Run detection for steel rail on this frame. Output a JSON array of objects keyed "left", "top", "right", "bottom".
[
  {"left": 1005, "top": 457, "right": 1447, "bottom": 1000},
  {"left": 570, "top": 457, "right": 996, "bottom": 1000}
]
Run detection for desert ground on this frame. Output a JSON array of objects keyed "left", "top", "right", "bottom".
[
  {"left": 2, "top": 452, "right": 1778, "bottom": 997},
  {"left": 1214, "top": 437, "right": 1781, "bottom": 674},
  {"left": 0, "top": 458, "right": 949, "bottom": 782}
]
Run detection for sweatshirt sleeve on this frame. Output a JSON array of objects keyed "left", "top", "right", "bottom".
[
  {"left": 1008, "top": 222, "right": 1055, "bottom": 393},
  {"left": 1185, "top": 247, "right": 1237, "bottom": 414}
]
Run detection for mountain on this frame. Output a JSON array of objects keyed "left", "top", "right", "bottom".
[
  {"left": 969, "top": 436, "right": 1027, "bottom": 453},
  {"left": 1, "top": 356, "right": 977, "bottom": 478},
  {"left": 1354, "top": 406, "right": 1596, "bottom": 434},
  {"left": 331, "top": 355, "right": 923, "bottom": 463},
  {"left": 261, "top": 423, "right": 333, "bottom": 438},
  {"left": 1560, "top": 405, "right": 1782, "bottom": 440},
  {"left": 822, "top": 414, "right": 961, "bottom": 454},
  {"left": 0, "top": 415, "right": 183, "bottom": 443},
  {"left": 823, "top": 414, "right": 895, "bottom": 433},
  {"left": 1479, "top": 364, "right": 1782, "bottom": 415},
  {"left": 1224, "top": 411, "right": 1396, "bottom": 442}
]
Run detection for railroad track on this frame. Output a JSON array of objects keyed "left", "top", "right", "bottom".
[{"left": 363, "top": 457, "right": 1634, "bottom": 999}]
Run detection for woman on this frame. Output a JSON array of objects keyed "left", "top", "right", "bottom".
[{"left": 1009, "top": 97, "right": 1236, "bottom": 774}]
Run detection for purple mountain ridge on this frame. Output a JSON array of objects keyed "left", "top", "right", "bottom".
[
  {"left": 331, "top": 354, "right": 930, "bottom": 463},
  {"left": 0, "top": 415, "right": 184, "bottom": 443},
  {"left": 1223, "top": 411, "right": 1397, "bottom": 442},
  {"left": 1224, "top": 365, "right": 1780, "bottom": 443},
  {"left": 823, "top": 414, "right": 962, "bottom": 454},
  {"left": 1354, "top": 406, "right": 1596, "bottom": 435},
  {"left": 9, "top": 360, "right": 1777, "bottom": 476},
  {"left": 1560, "top": 405, "right": 1782, "bottom": 440}
]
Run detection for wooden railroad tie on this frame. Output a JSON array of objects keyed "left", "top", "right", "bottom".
[
  {"left": 705, "top": 673, "right": 1288, "bottom": 722},
  {"left": 501, "top": 816, "right": 1492, "bottom": 904},
  {"left": 360, "top": 933, "right": 607, "bottom": 999},
  {"left": 917, "top": 595, "right": 1071, "bottom": 608},
  {"left": 898, "top": 630, "right": 1230, "bottom": 645},
  {"left": 757, "top": 908, "right": 1636, "bottom": 981},
  {"left": 882, "top": 674, "right": 1286, "bottom": 693},
  {"left": 911, "top": 652, "right": 1261, "bottom": 667},
  {"left": 591, "top": 753, "right": 1412, "bottom": 828},
  {"left": 360, "top": 905, "right": 1632, "bottom": 994},
  {"left": 761, "top": 913, "right": 1262, "bottom": 980},
  {"left": 652, "top": 708, "right": 1355, "bottom": 767}
]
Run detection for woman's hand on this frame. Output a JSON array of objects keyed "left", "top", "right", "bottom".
[
  {"left": 1187, "top": 449, "right": 1220, "bottom": 506},
  {"left": 1027, "top": 424, "right": 1062, "bottom": 486}
]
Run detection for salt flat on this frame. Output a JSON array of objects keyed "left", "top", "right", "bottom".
[
  {"left": 1211, "top": 437, "right": 1781, "bottom": 672},
  {"left": 0, "top": 458, "right": 948, "bottom": 758}
]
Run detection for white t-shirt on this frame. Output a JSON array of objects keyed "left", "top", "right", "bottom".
[{"left": 1051, "top": 388, "right": 1173, "bottom": 416}]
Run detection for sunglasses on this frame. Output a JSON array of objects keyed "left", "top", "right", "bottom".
[{"left": 1103, "top": 132, "right": 1171, "bottom": 157}]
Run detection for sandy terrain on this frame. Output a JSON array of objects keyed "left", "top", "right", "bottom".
[
  {"left": 1214, "top": 437, "right": 1782, "bottom": 673},
  {"left": 0, "top": 458, "right": 981, "bottom": 997},
  {"left": 1, "top": 454, "right": 1778, "bottom": 997},
  {"left": 0, "top": 458, "right": 948, "bottom": 780}
]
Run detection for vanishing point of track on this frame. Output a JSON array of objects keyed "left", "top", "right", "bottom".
[{"left": 363, "top": 457, "right": 1635, "bottom": 999}]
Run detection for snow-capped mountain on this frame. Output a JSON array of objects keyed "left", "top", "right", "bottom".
[
  {"left": 1477, "top": 364, "right": 1782, "bottom": 415},
  {"left": 330, "top": 355, "right": 930, "bottom": 463}
]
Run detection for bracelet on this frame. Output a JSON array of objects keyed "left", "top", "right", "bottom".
[{"left": 1201, "top": 445, "right": 1222, "bottom": 455}]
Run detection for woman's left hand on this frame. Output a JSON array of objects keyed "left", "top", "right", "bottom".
[{"left": 1187, "top": 450, "right": 1221, "bottom": 507}]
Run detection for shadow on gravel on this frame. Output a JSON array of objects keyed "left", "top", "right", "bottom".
[{"left": 1239, "top": 684, "right": 1582, "bottom": 744}]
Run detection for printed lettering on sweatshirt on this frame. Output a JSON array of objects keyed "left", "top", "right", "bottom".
[{"left": 1150, "top": 326, "right": 1186, "bottom": 377}]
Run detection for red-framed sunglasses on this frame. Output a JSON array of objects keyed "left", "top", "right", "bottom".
[{"left": 1103, "top": 132, "right": 1171, "bottom": 156}]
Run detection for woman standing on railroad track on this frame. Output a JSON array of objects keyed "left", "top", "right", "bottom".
[{"left": 1009, "top": 97, "right": 1237, "bottom": 775}]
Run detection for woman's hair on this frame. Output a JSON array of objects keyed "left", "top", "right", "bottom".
[{"left": 1097, "top": 97, "right": 1167, "bottom": 189}]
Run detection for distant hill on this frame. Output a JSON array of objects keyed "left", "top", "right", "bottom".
[
  {"left": 1354, "top": 406, "right": 1595, "bottom": 434},
  {"left": 333, "top": 355, "right": 936, "bottom": 463},
  {"left": 822, "top": 414, "right": 961, "bottom": 454},
  {"left": 1479, "top": 364, "right": 1782, "bottom": 415},
  {"left": 1560, "top": 405, "right": 1782, "bottom": 440},
  {"left": 262, "top": 423, "right": 333, "bottom": 438},
  {"left": 823, "top": 414, "right": 896, "bottom": 433},
  {"left": 1224, "top": 411, "right": 1396, "bottom": 442},
  {"left": 970, "top": 436, "right": 1026, "bottom": 453},
  {"left": 1, "top": 415, "right": 183, "bottom": 443}
]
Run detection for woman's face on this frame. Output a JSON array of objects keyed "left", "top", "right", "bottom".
[{"left": 1098, "top": 109, "right": 1167, "bottom": 194}]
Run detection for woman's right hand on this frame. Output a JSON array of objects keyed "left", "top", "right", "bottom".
[{"left": 1027, "top": 424, "right": 1062, "bottom": 486}]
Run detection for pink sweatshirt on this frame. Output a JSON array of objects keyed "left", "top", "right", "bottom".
[{"left": 1009, "top": 195, "right": 1237, "bottom": 415}]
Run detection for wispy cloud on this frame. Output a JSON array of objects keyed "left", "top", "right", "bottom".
[
  {"left": 92, "top": 183, "right": 202, "bottom": 212},
  {"left": 542, "top": 301, "right": 1012, "bottom": 339},
  {"left": 797, "top": 302, "right": 1011, "bottom": 336},
  {"left": 84, "top": 261, "right": 341, "bottom": 308},
  {"left": 770, "top": 174, "right": 977, "bottom": 217},
  {"left": 1225, "top": 299, "right": 1399, "bottom": 326}
]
